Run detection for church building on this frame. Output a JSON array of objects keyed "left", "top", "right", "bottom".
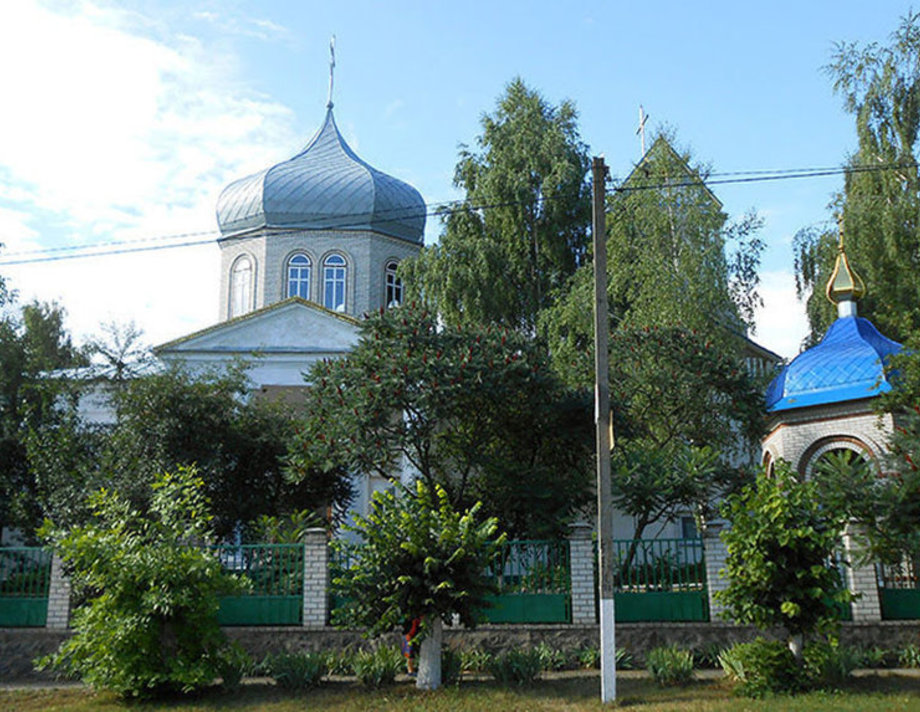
[{"left": 154, "top": 97, "right": 426, "bottom": 398}]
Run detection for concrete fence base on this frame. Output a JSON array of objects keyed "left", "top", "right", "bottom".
[{"left": 5, "top": 621, "right": 920, "bottom": 683}]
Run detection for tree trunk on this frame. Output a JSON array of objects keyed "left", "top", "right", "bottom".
[
  {"left": 788, "top": 633, "right": 804, "bottom": 662},
  {"left": 416, "top": 616, "right": 442, "bottom": 690}
]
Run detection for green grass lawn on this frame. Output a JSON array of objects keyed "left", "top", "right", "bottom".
[{"left": 2, "top": 673, "right": 919, "bottom": 712}]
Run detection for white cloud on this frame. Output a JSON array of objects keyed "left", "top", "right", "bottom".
[
  {"left": 0, "top": 1, "right": 299, "bottom": 343},
  {"left": 753, "top": 269, "right": 809, "bottom": 360}
]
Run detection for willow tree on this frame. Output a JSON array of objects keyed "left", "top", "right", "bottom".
[
  {"left": 795, "top": 11, "right": 920, "bottom": 345},
  {"left": 402, "top": 78, "right": 590, "bottom": 331}
]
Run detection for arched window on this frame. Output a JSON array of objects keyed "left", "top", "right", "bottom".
[
  {"left": 286, "top": 253, "right": 311, "bottom": 299},
  {"left": 230, "top": 255, "right": 253, "bottom": 318},
  {"left": 385, "top": 260, "right": 402, "bottom": 307},
  {"left": 323, "top": 254, "right": 347, "bottom": 312}
]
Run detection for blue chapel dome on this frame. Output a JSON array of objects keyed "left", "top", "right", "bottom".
[
  {"left": 766, "top": 315, "right": 902, "bottom": 412},
  {"left": 216, "top": 107, "right": 425, "bottom": 243}
]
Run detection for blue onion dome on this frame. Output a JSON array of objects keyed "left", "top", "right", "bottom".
[
  {"left": 216, "top": 108, "right": 425, "bottom": 242},
  {"left": 766, "top": 316, "right": 902, "bottom": 412}
]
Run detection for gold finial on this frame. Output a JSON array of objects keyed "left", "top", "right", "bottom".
[{"left": 825, "top": 217, "right": 866, "bottom": 307}]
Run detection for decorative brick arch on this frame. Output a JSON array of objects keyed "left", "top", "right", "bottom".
[{"left": 798, "top": 435, "right": 876, "bottom": 479}]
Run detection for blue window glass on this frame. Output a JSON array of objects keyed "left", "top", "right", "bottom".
[
  {"left": 323, "top": 254, "right": 347, "bottom": 312},
  {"left": 287, "top": 254, "right": 311, "bottom": 299}
]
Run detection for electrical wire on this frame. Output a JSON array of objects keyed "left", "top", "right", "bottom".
[{"left": 0, "top": 159, "right": 913, "bottom": 267}]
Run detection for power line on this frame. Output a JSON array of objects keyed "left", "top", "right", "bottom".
[{"left": 0, "top": 159, "right": 913, "bottom": 267}]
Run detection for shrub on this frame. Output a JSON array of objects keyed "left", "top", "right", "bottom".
[
  {"left": 266, "top": 651, "right": 325, "bottom": 690},
  {"left": 646, "top": 645, "right": 693, "bottom": 687},
  {"left": 857, "top": 645, "right": 896, "bottom": 668},
  {"left": 534, "top": 642, "right": 568, "bottom": 671},
  {"left": 692, "top": 642, "right": 725, "bottom": 669},
  {"left": 215, "top": 643, "right": 252, "bottom": 692},
  {"left": 898, "top": 643, "right": 920, "bottom": 668},
  {"left": 803, "top": 640, "right": 860, "bottom": 688},
  {"left": 441, "top": 648, "right": 462, "bottom": 686},
  {"left": 616, "top": 647, "right": 635, "bottom": 670},
  {"left": 458, "top": 646, "right": 493, "bottom": 672},
  {"left": 36, "top": 468, "right": 240, "bottom": 699},
  {"left": 324, "top": 648, "right": 355, "bottom": 676},
  {"left": 576, "top": 646, "right": 599, "bottom": 669},
  {"left": 353, "top": 646, "right": 403, "bottom": 689},
  {"left": 719, "top": 638, "right": 805, "bottom": 698},
  {"left": 810, "top": 641, "right": 860, "bottom": 682},
  {"left": 488, "top": 648, "right": 542, "bottom": 686}
]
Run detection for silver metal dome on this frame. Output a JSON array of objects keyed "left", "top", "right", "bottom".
[{"left": 216, "top": 108, "right": 425, "bottom": 242}]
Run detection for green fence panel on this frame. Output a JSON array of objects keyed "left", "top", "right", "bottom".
[
  {"left": 484, "top": 540, "right": 571, "bottom": 623},
  {"left": 0, "top": 548, "right": 52, "bottom": 627},
  {"left": 482, "top": 593, "right": 570, "bottom": 623},
  {"left": 880, "top": 589, "right": 920, "bottom": 620},
  {"left": 877, "top": 559, "right": 919, "bottom": 620},
  {"left": 604, "top": 538, "right": 708, "bottom": 622},
  {"left": 211, "top": 544, "right": 303, "bottom": 626},
  {"left": 614, "top": 591, "right": 708, "bottom": 622},
  {"left": 331, "top": 540, "right": 573, "bottom": 625}
]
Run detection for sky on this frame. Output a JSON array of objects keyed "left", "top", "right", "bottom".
[{"left": 0, "top": 0, "right": 914, "bottom": 359}]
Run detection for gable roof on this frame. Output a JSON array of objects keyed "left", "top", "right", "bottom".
[
  {"left": 620, "top": 136, "right": 722, "bottom": 209},
  {"left": 154, "top": 297, "right": 360, "bottom": 357}
]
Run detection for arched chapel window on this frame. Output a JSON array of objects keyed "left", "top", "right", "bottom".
[
  {"left": 385, "top": 260, "right": 402, "bottom": 307},
  {"left": 230, "top": 255, "right": 253, "bottom": 318},
  {"left": 323, "top": 254, "right": 347, "bottom": 312},
  {"left": 287, "top": 253, "right": 311, "bottom": 299}
]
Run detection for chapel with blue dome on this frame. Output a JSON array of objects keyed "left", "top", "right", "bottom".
[
  {"left": 760, "top": 227, "right": 903, "bottom": 623},
  {"left": 762, "top": 226, "right": 902, "bottom": 480}
]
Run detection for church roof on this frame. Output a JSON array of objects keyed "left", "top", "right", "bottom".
[
  {"left": 765, "top": 315, "right": 902, "bottom": 412},
  {"left": 216, "top": 108, "right": 425, "bottom": 243}
]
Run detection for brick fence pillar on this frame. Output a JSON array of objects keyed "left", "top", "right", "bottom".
[
  {"left": 568, "top": 521, "right": 596, "bottom": 624},
  {"left": 842, "top": 523, "right": 882, "bottom": 622},
  {"left": 703, "top": 523, "right": 728, "bottom": 621},
  {"left": 302, "top": 528, "right": 329, "bottom": 628},
  {"left": 45, "top": 553, "right": 71, "bottom": 629}
]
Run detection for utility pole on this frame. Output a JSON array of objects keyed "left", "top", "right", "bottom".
[{"left": 591, "top": 155, "right": 615, "bottom": 703}]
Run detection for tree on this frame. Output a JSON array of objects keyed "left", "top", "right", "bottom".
[
  {"left": 289, "top": 305, "right": 593, "bottom": 539},
  {"left": 542, "top": 323, "right": 763, "bottom": 542},
  {"left": 813, "top": 414, "right": 920, "bottom": 566},
  {"left": 402, "top": 78, "right": 590, "bottom": 331},
  {"left": 26, "top": 362, "right": 351, "bottom": 538},
  {"left": 794, "top": 11, "right": 920, "bottom": 345},
  {"left": 0, "top": 300, "right": 85, "bottom": 537},
  {"left": 717, "top": 462, "right": 852, "bottom": 662},
  {"left": 38, "top": 467, "right": 239, "bottom": 698},
  {"left": 540, "top": 133, "right": 764, "bottom": 371},
  {"left": 332, "top": 481, "right": 505, "bottom": 690}
]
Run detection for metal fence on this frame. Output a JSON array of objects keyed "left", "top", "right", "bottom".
[
  {"left": 210, "top": 543, "right": 304, "bottom": 625},
  {"left": 611, "top": 538, "right": 705, "bottom": 592},
  {"left": 878, "top": 556, "right": 920, "bottom": 620},
  {"left": 0, "top": 547, "right": 53, "bottom": 627}
]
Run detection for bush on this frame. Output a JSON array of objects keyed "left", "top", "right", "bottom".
[
  {"left": 353, "top": 646, "right": 403, "bottom": 689},
  {"left": 719, "top": 638, "right": 805, "bottom": 698},
  {"left": 441, "top": 648, "right": 462, "bottom": 686},
  {"left": 534, "top": 642, "right": 568, "bottom": 671},
  {"left": 488, "top": 648, "right": 542, "bottom": 686},
  {"left": 646, "top": 645, "right": 694, "bottom": 687},
  {"left": 215, "top": 643, "right": 252, "bottom": 692},
  {"left": 803, "top": 640, "right": 860, "bottom": 688},
  {"left": 266, "top": 651, "right": 325, "bottom": 690},
  {"left": 857, "top": 645, "right": 896, "bottom": 669},
  {"left": 576, "top": 646, "right": 599, "bottom": 669},
  {"left": 899, "top": 643, "right": 920, "bottom": 668},
  {"left": 458, "top": 646, "right": 493, "bottom": 672},
  {"left": 36, "top": 468, "right": 240, "bottom": 699},
  {"left": 692, "top": 642, "right": 725, "bottom": 669},
  {"left": 324, "top": 648, "right": 355, "bottom": 676}
]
